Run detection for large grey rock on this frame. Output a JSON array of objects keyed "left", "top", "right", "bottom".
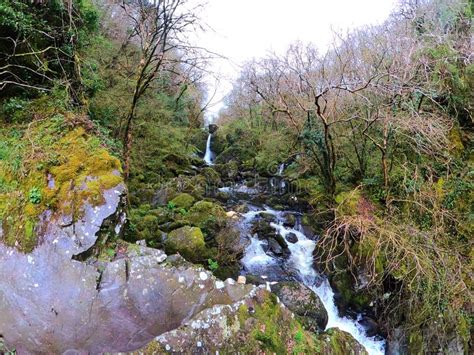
[
  {"left": 0, "top": 180, "right": 254, "bottom": 353},
  {"left": 0, "top": 244, "right": 253, "bottom": 353},
  {"left": 35, "top": 181, "right": 127, "bottom": 256}
]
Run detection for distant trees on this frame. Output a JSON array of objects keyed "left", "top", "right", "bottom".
[{"left": 224, "top": 0, "right": 472, "bottom": 201}]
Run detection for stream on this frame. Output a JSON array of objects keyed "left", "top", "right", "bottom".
[{"left": 205, "top": 133, "right": 386, "bottom": 355}]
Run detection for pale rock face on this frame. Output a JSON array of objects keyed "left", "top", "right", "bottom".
[
  {"left": 0, "top": 182, "right": 253, "bottom": 354},
  {"left": 237, "top": 275, "right": 247, "bottom": 284}
]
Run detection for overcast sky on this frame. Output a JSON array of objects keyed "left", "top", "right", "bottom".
[{"left": 191, "top": 0, "right": 398, "bottom": 122}]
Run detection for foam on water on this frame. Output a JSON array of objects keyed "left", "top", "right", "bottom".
[{"left": 240, "top": 207, "right": 385, "bottom": 355}]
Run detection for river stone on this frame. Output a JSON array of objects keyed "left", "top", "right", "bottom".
[
  {"left": 268, "top": 237, "right": 284, "bottom": 255},
  {"left": 283, "top": 213, "right": 297, "bottom": 227},
  {"left": 251, "top": 219, "right": 275, "bottom": 240},
  {"left": 271, "top": 281, "right": 328, "bottom": 331},
  {"left": 286, "top": 232, "right": 298, "bottom": 243}
]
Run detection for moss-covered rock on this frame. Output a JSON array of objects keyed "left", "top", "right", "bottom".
[
  {"left": 0, "top": 115, "right": 123, "bottom": 252},
  {"left": 165, "top": 226, "right": 206, "bottom": 262},
  {"left": 214, "top": 160, "right": 239, "bottom": 181},
  {"left": 169, "top": 192, "right": 195, "bottom": 210},
  {"left": 201, "top": 167, "right": 221, "bottom": 186},
  {"left": 272, "top": 281, "right": 328, "bottom": 332},
  {"left": 184, "top": 201, "right": 227, "bottom": 240},
  {"left": 141, "top": 288, "right": 367, "bottom": 354}
]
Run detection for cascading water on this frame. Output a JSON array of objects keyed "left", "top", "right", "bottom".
[
  {"left": 203, "top": 134, "right": 213, "bottom": 165},
  {"left": 238, "top": 205, "right": 385, "bottom": 355}
]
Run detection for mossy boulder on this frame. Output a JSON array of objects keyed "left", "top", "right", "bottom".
[
  {"left": 146, "top": 288, "right": 367, "bottom": 354},
  {"left": 0, "top": 116, "right": 123, "bottom": 252},
  {"left": 272, "top": 282, "right": 328, "bottom": 332},
  {"left": 214, "top": 160, "right": 239, "bottom": 181},
  {"left": 126, "top": 206, "right": 170, "bottom": 246},
  {"left": 210, "top": 131, "right": 226, "bottom": 155},
  {"left": 214, "top": 146, "right": 254, "bottom": 165},
  {"left": 165, "top": 226, "right": 206, "bottom": 262},
  {"left": 318, "top": 328, "right": 368, "bottom": 355},
  {"left": 169, "top": 193, "right": 195, "bottom": 210},
  {"left": 184, "top": 201, "right": 227, "bottom": 240},
  {"left": 201, "top": 167, "right": 221, "bottom": 187}
]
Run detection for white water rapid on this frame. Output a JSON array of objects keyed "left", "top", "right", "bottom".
[
  {"left": 239, "top": 205, "right": 385, "bottom": 355},
  {"left": 203, "top": 134, "right": 213, "bottom": 165}
]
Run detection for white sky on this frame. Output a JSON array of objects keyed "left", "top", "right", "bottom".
[{"left": 191, "top": 0, "right": 398, "bottom": 122}]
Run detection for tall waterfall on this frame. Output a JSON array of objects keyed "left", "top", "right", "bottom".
[{"left": 203, "top": 134, "right": 213, "bottom": 165}]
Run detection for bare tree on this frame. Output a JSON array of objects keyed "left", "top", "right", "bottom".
[{"left": 119, "top": 0, "right": 204, "bottom": 180}]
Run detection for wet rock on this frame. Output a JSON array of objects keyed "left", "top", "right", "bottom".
[
  {"left": 273, "top": 233, "right": 289, "bottom": 250},
  {"left": 271, "top": 281, "right": 328, "bottom": 331},
  {"left": 208, "top": 124, "right": 218, "bottom": 134},
  {"left": 286, "top": 232, "right": 298, "bottom": 243},
  {"left": 258, "top": 212, "right": 276, "bottom": 223},
  {"left": 268, "top": 237, "right": 284, "bottom": 255},
  {"left": 358, "top": 316, "right": 380, "bottom": 338},
  {"left": 244, "top": 274, "right": 268, "bottom": 286},
  {"left": 234, "top": 204, "right": 249, "bottom": 214},
  {"left": 141, "top": 288, "right": 367, "bottom": 354},
  {"left": 283, "top": 213, "right": 296, "bottom": 227},
  {"left": 251, "top": 219, "right": 275, "bottom": 240}
]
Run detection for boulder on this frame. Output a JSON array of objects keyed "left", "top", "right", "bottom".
[
  {"left": 286, "top": 232, "right": 298, "bottom": 243},
  {"left": 283, "top": 213, "right": 296, "bottom": 227},
  {"left": 271, "top": 281, "right": 328, "bottom": 331},
  {"left": 141, "top": 288, "right": 367, "bottom": 354},
  {"left": 0, "top": 244, "right": 254, "bottom": 353},
  {"left": 320, "top": 328, "right": 369, "bottom": 355},
  {"left": 268, "top": 237, "right": 284, "bottom": 255},
  {"left": 214, "top": 160, "right": 239, "bottom": 181},
  {"left": 184, "top": 200, "right": 227, "bottom": 236},
  {"left": 201, "top": 167, "right": 221, "bottom": 187},
  {"left": 234, "top": 204, "right": 250, "bottom": 214},
  {"left": 165, "top": 226, "right": 206, "bottom": 262},
  {"left": 169, "top": 193, "right": 195, "bottom": 210},
  {"left": 208, "top": 124, "right": 218, "bottom": 134},
  {"left": 250, "top": 219, "right": 275, "bottom": 240}
]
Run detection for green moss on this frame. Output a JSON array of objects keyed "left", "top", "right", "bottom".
[
  {"left": 335, "top": 189, "right": 361, "bottom": 216},
  {"left": 183, "top": 200, "right": 227, "bottom": 238},
  {"left": 170, "top": 193, "right": 195, "bottom": 210},
  {"left": 165, "top": 226, "right": 206, "bottom": 262},
  {"left": 0, "top": 114, "right": 123, "bottom": 252}
]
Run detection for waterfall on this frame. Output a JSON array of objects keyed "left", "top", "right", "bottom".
[
  {"left": 203, "top": 134, "right": 213, "bottom": 165},
  {"left": 238, "top": 205, "right": 385, "bottom": 355}
]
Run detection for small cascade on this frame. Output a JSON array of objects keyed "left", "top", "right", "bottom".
[
  {"left": 238, "top": 205, "right": 385, "bottom": 355},
  {"left": 278, "top": 163, "right": 286, "bottom": 190},
  {"left": 203, "top": 134, "right": 214, "bottom": 165}
]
